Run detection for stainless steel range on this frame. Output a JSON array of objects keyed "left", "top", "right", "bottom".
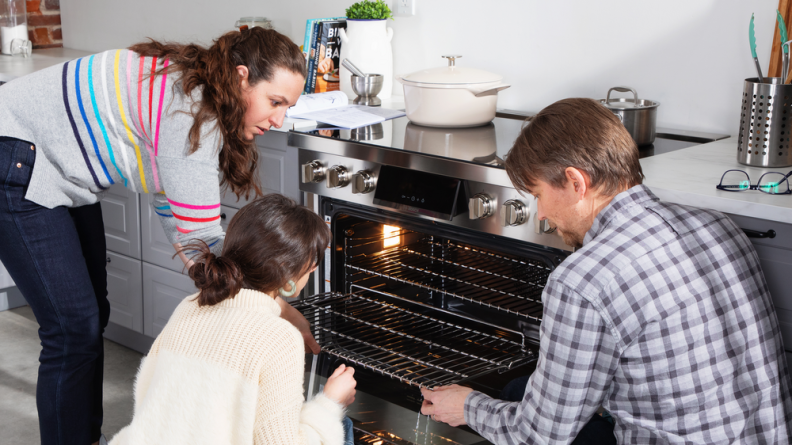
[{"left": 288, "top": 113, "right": 728, "bottom": 445}]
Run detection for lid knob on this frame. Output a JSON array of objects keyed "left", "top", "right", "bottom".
[{"left": 442, "top": 55, "right": 463, "bottom": 67}]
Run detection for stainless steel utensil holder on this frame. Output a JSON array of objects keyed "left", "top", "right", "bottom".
[{"left": 739, "top": 77, "right": 792, "bottom": 167}]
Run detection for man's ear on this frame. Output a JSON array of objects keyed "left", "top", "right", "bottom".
[{"left": 565, "top": 167, "right": 589, "bottom": 199}]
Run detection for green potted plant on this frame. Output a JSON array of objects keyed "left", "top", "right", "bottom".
[
  {"left": 339, "top": 0, "right": 395, "bottom": 99},
  {"left": 345, "top": 0, "right": 394, "bottom": 20}
]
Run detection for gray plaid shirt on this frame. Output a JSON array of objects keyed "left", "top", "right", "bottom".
[{"left": 464, "top": 185, "right": 792, "bottom": 444}]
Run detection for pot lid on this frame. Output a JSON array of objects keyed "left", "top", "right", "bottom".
[
  {"left": 599, "top": 98, "right": 659, "bottom": 110},
  {"left": 599, "top": 87, "right": 659, "bottom": 110},
  {"left": 402, "top": 55, "right": 503, "bottom": 85}
]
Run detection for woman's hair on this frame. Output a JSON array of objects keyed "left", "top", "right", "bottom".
[
  {"left": 184, "top": 194, "right": 331, "bottom": 306},
  {"left": 505, "top": 98, "right": 644, "bottom": 197},
  {"left": 129, "top": 27, "right": 306, "bottom": 199}
]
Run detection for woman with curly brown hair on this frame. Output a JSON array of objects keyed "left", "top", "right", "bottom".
[{"left": 0, "top": 26, "right": 308, "bottom": 444}]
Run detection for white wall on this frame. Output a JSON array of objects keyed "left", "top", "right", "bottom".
[{"left": 62, "top": 0, "right": 777, "bottom": 135}]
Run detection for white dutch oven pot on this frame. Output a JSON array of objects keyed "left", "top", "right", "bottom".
[{"left": 396, "top": 55, "right": 510, "bottom": 128}]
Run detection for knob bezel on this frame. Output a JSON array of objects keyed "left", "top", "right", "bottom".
[
  {"left": 502, "top": 199, "right": 528, "bottom": 226},
  {"left": 469, "top": 193, "right": 495, "bottom": 219},
  {"left": 302, "top": 160, "right": 325, "bottom": 184},
  {"left": 352, "top": 170, "right": 376, "bottom": 194},
  {"left": 327, "top": 165, "right": 350, "bottom": 188}
]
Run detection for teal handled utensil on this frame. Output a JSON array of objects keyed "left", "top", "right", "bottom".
[
  {"left": 779, "top": 10, "right": 789, "bottom": 82},
  {"left": 751, "top": 13, "right": 765, "bottom": 83},
  {"left": 783, "top": 40, "right": 792, "bottom": 84}
]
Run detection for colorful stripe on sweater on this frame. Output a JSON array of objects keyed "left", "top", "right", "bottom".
[
  {"left": 88, "top": 54, "right": 126, "bottom": 186},
  {"left": 61, "top": 62, "right": 107, "bottom": 191}
]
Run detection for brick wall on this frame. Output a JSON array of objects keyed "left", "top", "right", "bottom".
[{"left": 26, "top": 0, "right": 62, "bottom": 49}]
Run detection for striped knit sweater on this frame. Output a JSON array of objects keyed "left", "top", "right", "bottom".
[{"left": 0, "top": 50, "right": 224, "bottom": 254}]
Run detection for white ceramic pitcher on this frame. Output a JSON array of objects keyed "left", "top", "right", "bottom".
[{"left": 339, "top": 19, "right": 394, "bottom": 99}]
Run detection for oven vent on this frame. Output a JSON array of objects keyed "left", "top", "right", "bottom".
[
  {"left": 345, "top": 236, "right": 549, "bottom": 321},
  {"left": 294, "top": 290, "right": 536, "bottom": 389}
]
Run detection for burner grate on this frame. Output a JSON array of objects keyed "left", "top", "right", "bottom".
[
  {"left": 345, "top": 238, "right": 549, "bottom": 320},
  {"left": 294, "top": 290, "right": 535, "bottom": 389}
]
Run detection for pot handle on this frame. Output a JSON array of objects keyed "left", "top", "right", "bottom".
[
  {"left": 606, "top": 86, "right": 638, "bottom": 105},
  {"left": 395, "top": 75, "right": 405, "bottom": 84},
  {"left": 339, "top": 28, "right": 349, "bottom": 44},
  {"left": 470, "top": 84, "right": 511, "bottom": 97}
]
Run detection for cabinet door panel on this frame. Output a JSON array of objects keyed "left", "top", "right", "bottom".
[
  {"left": 143, "top": 263, "right": 196, "bottom": 337},
  {"left": 101, "top": 183, "right": 141, "bottom": 259},
  {"left": 106, "top": 252, "right": 143, "bottom": 333},
  {"left": 788, "top": 352, "right": 792, "bottom": 375},
  {"left": 727, "top": 213, "right": 792, "bottom": 353},
  {"left": 140, "top": 194, "right": 186, "bottom": 273},
  {"left": 220, "top": 205, "right": 239, "bottom": 232},
  {"left": 221, "top": 131, "right": 301, "bottom": 208}
]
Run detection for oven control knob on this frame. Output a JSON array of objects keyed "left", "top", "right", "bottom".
[
  {"left": 352, "top": 170, "right": 376, "bottom": 194},
  {"left": 302, "top": 160, "right": 325, "bottom": 184},
  {"left": 469, "top": 193, "right": 495, "bottom": 219},
  {"left": 502, "top": 199, "right": 528, "bottom": 226},
  {"left": 327, "top": 165, "right": 350, "bottom": 188}
]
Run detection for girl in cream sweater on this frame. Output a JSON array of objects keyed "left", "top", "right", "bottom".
[{"left": 111, "top": 194, "right": 356, "bottom": 445}]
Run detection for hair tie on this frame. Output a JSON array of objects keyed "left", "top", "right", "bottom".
[{"left": 239, "top": 25, "right": 250, "bottom": 34}]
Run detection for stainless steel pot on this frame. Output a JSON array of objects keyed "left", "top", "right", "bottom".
[{"left": 599, "top": 87, "right": 659, "bottom": 146}]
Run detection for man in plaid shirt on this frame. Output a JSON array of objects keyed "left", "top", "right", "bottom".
[{"left": 421, "top": 98, "right": 792, "bottom": 444}]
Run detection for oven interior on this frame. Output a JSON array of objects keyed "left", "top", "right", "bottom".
[{"left": 295, "top": 199, "right": 569, "bottom": 442}]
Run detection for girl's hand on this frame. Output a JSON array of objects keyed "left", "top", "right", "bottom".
[{"left": 323, "top": 364, "right": 356, "bottom": 407}]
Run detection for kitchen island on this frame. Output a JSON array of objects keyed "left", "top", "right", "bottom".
[{"left": 0, "top": 48, "right": 91, "bottom": 83}]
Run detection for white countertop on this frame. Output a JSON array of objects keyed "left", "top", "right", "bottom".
[
  {"left": 641, "top": 138, "right": 792, "bottom": 224},
  {"left": 0, "top": 47, "right": 92, "bottom": 82}
]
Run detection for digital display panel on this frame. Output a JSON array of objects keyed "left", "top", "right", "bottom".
[{"left": 373, "top": 166, "right": 462, "bottom": 220}]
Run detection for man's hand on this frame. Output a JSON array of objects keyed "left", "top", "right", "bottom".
[
  {"left": 276, "top": 296, "right": 321, "bottom": 354},
  {"left": 420, "top": 385, "right": 473, "bottom": 427}
]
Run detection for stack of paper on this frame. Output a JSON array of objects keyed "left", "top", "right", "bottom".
[{"left": 286, "top": 91, "right": 405, "bottom": 129}]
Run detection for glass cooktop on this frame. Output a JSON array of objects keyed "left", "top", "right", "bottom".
[{"left": 293, "top": 114, "right": 730, "bottom": 169}]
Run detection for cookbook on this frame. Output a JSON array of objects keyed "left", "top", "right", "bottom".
[
  {"left": 302, "top": 17, "right": 345, "bottom": 95},
  {"left": 309, "top": 19, "right": 346, "bottom": 94}
]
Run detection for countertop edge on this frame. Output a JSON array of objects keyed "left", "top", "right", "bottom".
[{"left": 648, "top": 186, "right": 792, "bottom": 225}]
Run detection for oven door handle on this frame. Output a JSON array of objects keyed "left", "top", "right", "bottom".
[{"left": 741, "top": 228, "right": 776, "bottom": 239}]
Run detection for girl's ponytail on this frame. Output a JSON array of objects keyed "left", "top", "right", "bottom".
[{"left": 182, "top": 242, "right": 244, "bottom": 306}]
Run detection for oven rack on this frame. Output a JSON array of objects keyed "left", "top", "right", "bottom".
[
  {"left": 345, "top": 238, "right": 549, "bottom": 321},
  {"left": 294, "top": 290, "right": 536, "bottom": 389}
]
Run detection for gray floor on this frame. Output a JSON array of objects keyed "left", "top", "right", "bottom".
[{"left": 0, "top": 306, "right": 142, "bottom": 444}]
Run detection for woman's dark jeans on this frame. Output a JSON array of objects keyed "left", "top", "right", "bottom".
[
  {"left": 0, "top": 137, "right": 109, "bottom": 444},
  {"left": 500, "top": 375, "right": 617, "bottom": 445}
]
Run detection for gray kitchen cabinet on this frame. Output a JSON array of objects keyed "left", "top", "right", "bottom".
[
  {"left": 101, "top": 131, "right": 300, "bottom": 351},
  {"left": 220, "top": 205, "right": 239, "bottom": 231},
  {"left": 140, "top": 194, "right": 186, "bottom": 274},
  {"left": 143, "top": 262, "right": 196, "bottom": 338},
  {"left": 221, "top": 130, "right": 302, "bottom": 209},
  {"left": 105, "top": 251, "right": 143, "bottom": 333},
  {"left": 100, "top": 183, "right": 141, "bottom": 259},
  {"left": 726, "top": 213, "right": 792, "bottom": 373}
]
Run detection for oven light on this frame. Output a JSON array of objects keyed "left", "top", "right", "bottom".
[{"left": 383, "top": 225, "right": 402, "bottom": 248}]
